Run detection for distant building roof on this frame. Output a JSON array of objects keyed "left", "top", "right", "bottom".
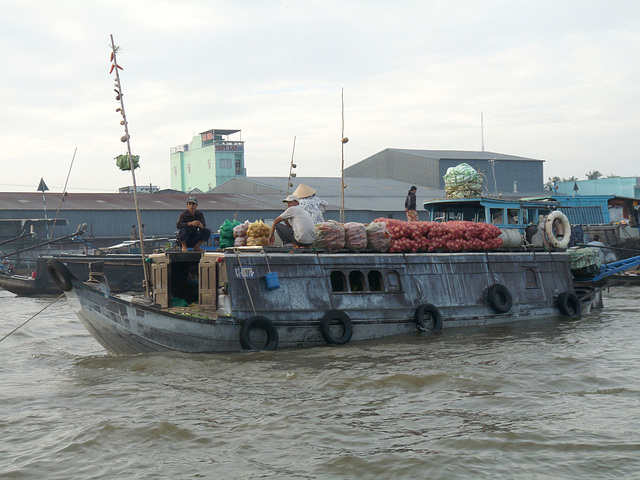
[
  {"left": 0, "top": 192, "right": 291, "bottom": 212},
  {"left": 209, "top": 176, "right": 446, "bottom": 211},
  {"left": 382, "top": 149, "right": 544, "bottom": 163}
]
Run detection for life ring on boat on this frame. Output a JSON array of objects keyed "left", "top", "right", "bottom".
[
  {"left": 557, "top": 291, "right": 581, "bottom": 318},
  {"left": 239, "top": 315, "right": 279, "bottom": 351},
  {"left": 46, "top": 259, "right": 74, "bottom": 292},
  {"left": 33, "top": 276, "right": 47, "bottom": 290},
  {"left": 414, "top": 303, "right": 443, "bottom": 332},
  {"left": 319, "top": 310, "right": 353, "bottom": 345},
  {"left": 487, "top": 283, "right": 513, "bottom": 313},
  {"left": 544, "top": 211, "right": 571, "bottom": 249},
  {"left": 118, "top": 276, "right": 134, "bottom": 292}
]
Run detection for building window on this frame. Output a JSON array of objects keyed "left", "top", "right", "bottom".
[
  {"left": 220, "top": 158, "right": 232, "bottom": 169},
  {"left": 235, "top": 158, "right": 242, "bottom": 175},
  {"left": 208, "top": 159, "right": 212, "bottom": 169},
  {"left": 173, "top": 166, "right": 177, "bottom": 176},
  {"left": 187, "top": 164, "right": 191, "bottom": 173}
]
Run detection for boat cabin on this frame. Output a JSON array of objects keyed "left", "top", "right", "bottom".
[{"left": 422, "top": 197, "right": 559, "bottom": 231}]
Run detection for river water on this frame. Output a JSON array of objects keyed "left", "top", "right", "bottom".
[{"left": 1, "top": 287, "right": 640, "bottom": 479}]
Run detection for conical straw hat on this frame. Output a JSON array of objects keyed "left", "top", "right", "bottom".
[{"left": 293, "top": 184, "right": 316, "bottom": 199}]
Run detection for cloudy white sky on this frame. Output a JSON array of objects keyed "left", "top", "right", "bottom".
[{"left": 1, "top": 0, "right": 639, "bottom": 193}]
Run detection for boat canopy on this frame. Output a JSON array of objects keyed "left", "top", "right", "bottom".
[{"left": 422, "top": 197, "right": 559, "bottom": 229}]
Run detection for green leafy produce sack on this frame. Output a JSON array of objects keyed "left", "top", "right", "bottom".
[
  {"left": 444, "top": 163, "right": 483, "bottom": 198},
  {"left": 219, "top": 219, "right": 240, "bottom": 249},
  {"left": 115, "top": 154, "right": 140, "bottom": 171}
]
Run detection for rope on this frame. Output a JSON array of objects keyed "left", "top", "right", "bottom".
[
  {"left": 234, "top": 249, "right": 257, "bottom": 316},
  {"left": 262, "top": 249, "right": 272, "bottom": 273},
  {"left": 0, "top": 294, "right": 65, "bottom": 343},
  {"left": 48, "top": 147, "right": 77, "bottom": 249}
]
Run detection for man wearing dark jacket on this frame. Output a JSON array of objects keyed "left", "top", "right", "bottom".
[
  {"left": 176, "top": 196, "right": 211, "bottom": 251},
  {"left": 405, "top": 186, "right": 418, "bottom": 221}
]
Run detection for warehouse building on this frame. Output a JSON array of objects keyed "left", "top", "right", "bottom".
[{"left": 344, "top": 149, "right": 545, "bottom": 195}]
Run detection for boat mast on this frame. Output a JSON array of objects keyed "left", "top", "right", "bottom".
[
  {"left": 481, "top": 110, "right": 485, "bottom": 152},
  {"left": 340, "top": 87, "right": 348, "bottom": 223},
  {"left": 286, "top": 136, "right": 296, "bottom": 196},
  {"left": 109, "top": 35, "right": 150, "bottom": 298}
]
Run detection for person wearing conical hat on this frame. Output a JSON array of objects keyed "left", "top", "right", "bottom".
[{"left": 293, "top": 184, "right": 327, "bottom": 224}]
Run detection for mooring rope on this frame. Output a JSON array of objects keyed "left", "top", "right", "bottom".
[
  {"left": 234, "top": 249, "right": 257, "bottom": 316},
  {"left": 0, "top": 294, "right": 65, "bottom": 343}
]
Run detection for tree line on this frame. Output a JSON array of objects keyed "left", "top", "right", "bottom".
[{"left": 544, "top": 170, "right": 619, "bottom": 190}]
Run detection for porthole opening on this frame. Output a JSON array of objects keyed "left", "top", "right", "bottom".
[
  {"left": 349, "top": 271, "right": 366, "bottom": 292},
  {"left": 330, "top": 271, "right": 347, "bottom": 292},
  {"left": 368, "top": 270, "right": 383, "bottom": 291}
]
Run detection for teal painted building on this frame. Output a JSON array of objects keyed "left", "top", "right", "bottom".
[
  {"left": 556, "top": 177, "right": 640, "bottom": 198},
  {"left": 170, "top": 129, "right": 246, "bottom": 192}
]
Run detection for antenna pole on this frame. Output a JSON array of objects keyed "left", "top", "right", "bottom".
[
  {"left": 481, "top": 111, "right": 485, "bottom": 152},
  {"left": 340, "top": 88, "right": 348, "bottom": 223},
  {"left": 110, "top": 34, "right": 150, "bottom": 297},
  {"left": 286, "top": 136, "right": 296, "bottom": 196}
]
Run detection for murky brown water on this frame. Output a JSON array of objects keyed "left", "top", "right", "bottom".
[{"left": 1, "top": 287, "right": 639, "bottom": 479}]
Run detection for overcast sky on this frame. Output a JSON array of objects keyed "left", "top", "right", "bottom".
[{"left": 1, "top": 0, "right": 638, "bottom": 193}]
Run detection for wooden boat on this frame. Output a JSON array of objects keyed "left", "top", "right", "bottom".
[
  {"left": 47, "top": 247, "right": 612, "bottom": 354},
  {"left": 0, "top": 270, "right": 60, "bottom": 296},
  {"left": 0, "top": 253, "right": 146, "bottom": 296},
  {"left": 0, "top": 237, "right": 178, "bottom": 296},
  {"left": 52, "top": 38, "right": 636, "bottom": 355}
]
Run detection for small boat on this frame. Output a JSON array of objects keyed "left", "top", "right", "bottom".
[
  {"left": 47, "top": 245, "right": 624, "bottom": 354},
  {"left": 0, "top": 237, "right": 180, "bottom": 296},
  {"left": 0, "top": 270, "right": 60, "bottom": 296},
  {"left": 610, "top": 273, "right": 640, "bottom": 287}
]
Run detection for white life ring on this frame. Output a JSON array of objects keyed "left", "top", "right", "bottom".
[{"left": 544, "top": 210, "right": 571, "bottom": 248}]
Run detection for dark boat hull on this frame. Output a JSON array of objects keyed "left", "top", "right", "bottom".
[
  {"left": 57, "top": 250, "right": 596, "bottom": 354},
  {"left": 0, "top": 272, "right": 60, "bottom": 296},
  {"left": 1, "top": 254, "right": 146, "bottom": 296}
]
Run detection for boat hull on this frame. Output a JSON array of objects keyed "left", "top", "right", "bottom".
[
  {"left": 0, "top": 272, "right": 60, "bottom": 296},
  {"left": 58, "top": 251, "right": 590, "bottom": 354}
]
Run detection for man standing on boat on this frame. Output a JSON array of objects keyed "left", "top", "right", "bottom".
[
  {"left": 176, "top": 196, "right": 211, "bottom": 252},
  {"left": 405, "top": 186, "right": 418, "bottom": 222},
  {"left": 269, "top": 194, "right": 316, "bottom": 248}
]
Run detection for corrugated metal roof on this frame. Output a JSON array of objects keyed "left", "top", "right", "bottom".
[
  {"left": 0, "top": 193, "right": 287, "bottom": 212},
  {"left": 210, "top": 176, "right": 441, "bottom": 196},
  {"left": 385, "top": 149, "right": 545, "bottom": 163},
  {"left": 208, "top": 176, "right": 449, "bottom": 211}
]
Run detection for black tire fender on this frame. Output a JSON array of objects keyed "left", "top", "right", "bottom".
[
  {"left": 320, "top": 310, "right": 353, "bottom": 345},
  {"left": 487, "top": 283, "right": 513, "bottom": 313},
  {"left": 558, "top": 291, "right": 581, "bottom": 318},
  {"left": 239, "top": 316, "right": 279, "bottom": 351},
  {"left": 46, "top": 259, "right": 74, "bottom": 292},
  {"left": 414, "top": 303, "right": 443, "bottom": 332},
  {"left": 118, "top": 276, "right": 134, "bottom": 292}
]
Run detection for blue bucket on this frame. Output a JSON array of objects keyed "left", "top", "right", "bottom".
[{"left": 264, "top": 272, "right": 280, "bottom": 290}]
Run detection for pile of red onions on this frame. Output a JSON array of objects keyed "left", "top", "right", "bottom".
[{"left": 374, "top": 219, "right": 503, "bottom": 253}]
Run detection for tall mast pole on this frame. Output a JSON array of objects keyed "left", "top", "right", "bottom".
[
  {"left": 110, "top": 34, "right": 150, "bottom": 297},
  {"left": 340, "top": 88, "right": 348, "bottom": 223}
]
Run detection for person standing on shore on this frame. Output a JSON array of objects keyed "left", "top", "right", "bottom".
[{"left": 405, "top": 186, "right": 418, "bottom": 222}]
